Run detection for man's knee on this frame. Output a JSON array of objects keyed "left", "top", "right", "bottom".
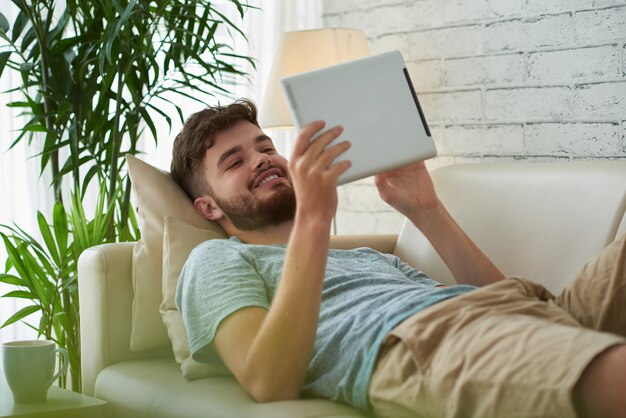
[{"left": 574, "top": 344, "right": 626, "bottom": 418}]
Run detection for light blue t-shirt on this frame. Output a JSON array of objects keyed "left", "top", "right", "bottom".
[{"left": 176, "top": 237, "right": 475, "bottom": 410}]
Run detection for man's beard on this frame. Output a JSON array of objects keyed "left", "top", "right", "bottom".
[{"left": 214, "top": 185, "right": 296, "bottom": 231}]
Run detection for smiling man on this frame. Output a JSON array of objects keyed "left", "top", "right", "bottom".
[{"left": 170, "top": 99, "right": 626, "bottom": 418}]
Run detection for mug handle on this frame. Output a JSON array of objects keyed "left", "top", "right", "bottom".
[{"left": 49, "top": 347, "right": 69, "bottom": 386}]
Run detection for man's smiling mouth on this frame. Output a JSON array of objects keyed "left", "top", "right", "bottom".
[
  {"left": 252, "top": 167, "right": 286, "bottom": 189},
  {"left": 258, "top": 174, "right": 279, "bottom": 187}
]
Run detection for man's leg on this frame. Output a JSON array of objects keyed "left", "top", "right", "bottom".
[
  {"left": 574, "top": 344, "right": 626, "bottom": 418},
  {"left": 556, "top": 234, "right": 626, "bottom": 337},
  {"left": 368, "top": 278, "right": 626, "bottom": 418}
]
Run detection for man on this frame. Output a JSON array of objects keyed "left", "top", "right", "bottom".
[{"left": 171, "top": 99, "right": 626, "bottom": 418}]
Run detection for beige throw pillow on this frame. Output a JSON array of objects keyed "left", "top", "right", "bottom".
[
  {"left": 162, "top": 216, "right": 231, "bottom": 378},
  {"left": 127, "top": 155, "right": 227, "bottom": 351}
]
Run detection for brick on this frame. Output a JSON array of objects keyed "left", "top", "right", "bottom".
[
  {"left": 528, "top": 45, "right": 620, "bottom": 83},
  {"left": 403, "top": 0, "right": 447, "bottom": 31},
  {"left": 322, "top": 0, "right": 405, "bottom": 15},
  {"left": 420, "top": 89, "right": 483, "bottom": 122},
  {"left": 429, "top": 126, "right": 446, "bottom": 154},
  {"left": 331, "top": 2, "right": 445, "bottom": 38},
  {"left": 337, "top": 9, "right": 398, "bottom": 38},
  {"left": 406, "top": 59, "right": 443, "bottom": 91},
  {"left": 444, "top": 53, "right": 524, "bottom": 86},
  {"left": 525, "top": 0, "right": 622, "bottom": 14},
  {"left": 370, "top": 33, "right": 411, "bottom": 56},
  {"left": 406, "top": 26, "right": 483, "bottom": 59},
  {"left": 339, "top": 181, "right": 390, "bottom": 212},
  {"left": 445, "top": 0, "right": 522, "bottom": 24},
  {"left": 444, "top": 124, "right": 525, "bottom": 155},
  {"left": 574, "top": 6, "right": 626, "bottom": 44},
  {"left": 485, "top": 14, "right": 576, "bottom": 52},
  {"left": 323, "top": 14, "right": 343, "bottom": 28},
  {"left": 484, "top": 155, "right": 572, "bottom": 163},
  {"left": 322, "top": 0, "right": 343, "bottom": 15},
  {"left": 485, "top": 86, "right": 571, "bottom": 121},
  {"left": 573, "top": 81, "right": 626, "bottom": 118},
  {"left": 525, "top": 122, "right": 622, "bottom": 156}
]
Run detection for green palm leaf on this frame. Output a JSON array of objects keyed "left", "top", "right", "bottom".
[{"left": 1, "top": 305, "right": 41, "bottom": 328}]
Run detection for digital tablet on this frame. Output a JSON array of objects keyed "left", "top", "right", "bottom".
[{"left": 280, "top": 50, "right": 437, "bottom": 185}]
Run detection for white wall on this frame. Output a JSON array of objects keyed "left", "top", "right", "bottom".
[{"left": 324, "top": 0, "right": 626, "bottom": 234}]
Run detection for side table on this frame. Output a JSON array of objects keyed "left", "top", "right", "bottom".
[{"left": 0, "top": 376, "right": 107, "bottom": 418}]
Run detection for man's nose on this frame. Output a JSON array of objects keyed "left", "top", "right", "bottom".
[{"left": 253, "top": 153, "right": 270, "bottom": 169}]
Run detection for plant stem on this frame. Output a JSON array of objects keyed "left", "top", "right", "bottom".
[
  {"left": 107, "top": 63, "right": 126, "bottom": 239},
  {"left": 32, "top": 1, "right": 63, "bottom": 203}
]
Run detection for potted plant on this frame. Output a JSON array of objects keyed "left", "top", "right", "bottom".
[{"left": 0, "top": 0, "right": 254, "bottom": 392}]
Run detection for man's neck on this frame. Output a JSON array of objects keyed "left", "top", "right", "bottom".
[{"left": 223, "top": 220, "right": 294, "bottom": 245}]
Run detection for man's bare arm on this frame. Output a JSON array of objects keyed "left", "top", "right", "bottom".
[
  {"left": 408, "top": 204, "right": 504, "bottom": 286},
  {"left": 214, "top": 219, "right": 330, "bottom": 401},
  {"left": 214, "top": 122, "right": 351, "bottom": 402},
  {"left": 375, "top": 162, "right": 504, "bottom": 286}
]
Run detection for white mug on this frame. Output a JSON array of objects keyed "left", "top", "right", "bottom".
[{"left": 2, "top": 340, "right": 69, "bottom": 403}]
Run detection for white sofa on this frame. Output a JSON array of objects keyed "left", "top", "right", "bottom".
[{"left": 78, "top": 160, "right": 626, "bottom": 418}]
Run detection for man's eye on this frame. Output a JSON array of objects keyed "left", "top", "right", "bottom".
[
  {"left": 263, "top": 147, "right": 275, "bottom": 154},
  {"left": 227, "top": 160, "right": 242, "bottom": 170}
]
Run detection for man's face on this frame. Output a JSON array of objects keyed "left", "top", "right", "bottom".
[{"left": 199, "top": 120, "right": 296, "bottom": 231}]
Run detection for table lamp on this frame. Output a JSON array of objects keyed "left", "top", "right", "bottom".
[{"left": 259, "top": 28, "right": 371, "bottom": 129}]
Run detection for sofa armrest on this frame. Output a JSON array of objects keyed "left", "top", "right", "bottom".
[
  {"left": 78, "top": 242, "right": 170, "bottom": 396},
  {"left": 394, "top": 161, "right": 626, "bottom": 292}
]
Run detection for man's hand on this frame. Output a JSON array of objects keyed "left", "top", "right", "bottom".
[
  {"left": 289, "top": 120, "right": 351, "bottom": 226},
  {"left": 374, "top": 162, "right": 440, "bottom": 221}
]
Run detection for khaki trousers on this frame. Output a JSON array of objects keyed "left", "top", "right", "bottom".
[{"left": 368, "top": 235, "right": 626, "bottom": 418}]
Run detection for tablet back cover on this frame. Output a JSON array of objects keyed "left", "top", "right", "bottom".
[{"left": 281, "top": 50, "right": 437, "bottom": 185}]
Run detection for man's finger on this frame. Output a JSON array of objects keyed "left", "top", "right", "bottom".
[
  {"left": 328, "top": 159, "right": 352, "bottom": 178},
  {"left": 306, "top": 125, "right": 344, "bottom": 158},
  {"left": 292, "top": 120, "right": 326, "bottom": 156},
  {"left": 316, "top": 140, "right": 351, "bottom": 169}
]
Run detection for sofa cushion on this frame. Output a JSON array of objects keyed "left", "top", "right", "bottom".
[
  {"left": 127, "top": 155, "right": 227, "bottom": 351},
  {"left": 162, "top": 216, "right": 230, "bottom": 378},
  {"left": 95, "top": 359, "right": 369, "bottom": 418}
]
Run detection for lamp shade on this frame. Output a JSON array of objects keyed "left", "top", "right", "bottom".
[{"left": 259, "top": 28, "right": 370, "bottom": 129}]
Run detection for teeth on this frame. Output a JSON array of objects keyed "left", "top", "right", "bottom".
[{"left": 259, "top": 174, "right": 279, "bottom": 186}]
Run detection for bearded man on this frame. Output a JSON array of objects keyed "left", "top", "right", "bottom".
[{"left": 170, "top": 99, "right": 626, "bottom": 418}]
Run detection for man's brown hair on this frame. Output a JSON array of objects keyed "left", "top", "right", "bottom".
[{"left": 170, "top": 99, "right": 259, "bottom": 200}]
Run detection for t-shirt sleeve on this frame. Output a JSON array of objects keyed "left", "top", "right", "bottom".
[{"left": 175, "top": 240, "right": 270, "bottom": 364}]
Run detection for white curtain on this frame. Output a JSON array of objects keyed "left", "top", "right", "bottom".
[
  {"left": 0, "top": 3, "right": 55, "bottom": 344},
  {"left": 0, "top": 1, "right": 322, "bottom": 343}
]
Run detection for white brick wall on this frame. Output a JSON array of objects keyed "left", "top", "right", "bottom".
[
  {"left": 527, "top": 45, "right": 620, "bottom": 82},
  {"left": 574, "top": 81, "right": 626, "bottom": 118},
  {"left": 484, "top": 14, "right": 577, "bottom": 52},
  {"left": 485, "top": 86, "right": 572, "bottom": 121},
  {"left": 324, "top": 0, "right": 626, "bottom": 234},
  {"left": 445, "top": 53, "right": 525, "bottom": 87}
]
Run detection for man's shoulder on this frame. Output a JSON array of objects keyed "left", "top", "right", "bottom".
[
  {"left": 187, "top": 236, "right": 285, "bottom": 267},
  {"left": 192, "top": 236, "right": 242, "bottom": 251},
  {"left": 186, "top": 236, "right": 245, "bottom": 264}
]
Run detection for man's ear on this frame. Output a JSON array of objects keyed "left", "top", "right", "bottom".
[{"left": 193, "top": 195, "right": 224, "bottom": 221}]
